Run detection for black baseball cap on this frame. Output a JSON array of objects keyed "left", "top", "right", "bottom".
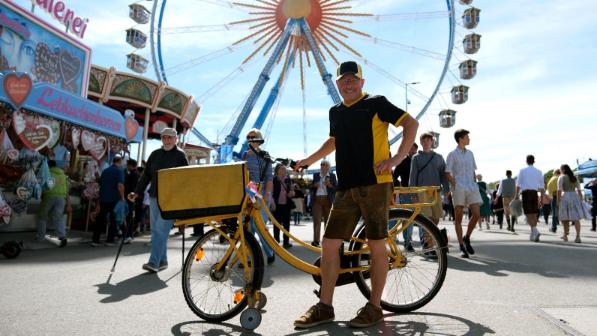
[{"left": 336, "top": 61, "right": 363, "bottom": 80}]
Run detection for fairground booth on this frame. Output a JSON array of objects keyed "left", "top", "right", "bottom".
[{"left": 0, "top": 0, "right": 205, "bottom": 236}]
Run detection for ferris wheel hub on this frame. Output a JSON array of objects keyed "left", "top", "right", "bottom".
[{"left": 283, "top": 0, "right": 312, "bottom": 19}]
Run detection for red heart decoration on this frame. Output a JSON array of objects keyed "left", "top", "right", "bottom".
[
  {"left": 4, "top": 73, "right": 33, "bottom": 108},
  {"left": 125, "top": 117, "right": 139, "bottom": 140}
]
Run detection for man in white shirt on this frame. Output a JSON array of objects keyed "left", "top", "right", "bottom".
[
  {"left": 445, "top": 129, "right": 481, "bottom": 258},
  {"left": 516, "top": 155, "right": 545, "bottom": 242}
]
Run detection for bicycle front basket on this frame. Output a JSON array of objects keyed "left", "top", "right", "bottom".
[{"left": 157, "top": 162, "right": 248, "bottom": 219}]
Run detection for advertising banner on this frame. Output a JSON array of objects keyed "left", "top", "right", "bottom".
[
  {"left": 0, "top": 72, "right": 143, "bottom": 143},
  {"left": 0, "top": 0, "right": 91, "bottom": 96}
]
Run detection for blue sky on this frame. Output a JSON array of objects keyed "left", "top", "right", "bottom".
[{"left": 11, "top": 0, "right": 597, "bottom": 183}]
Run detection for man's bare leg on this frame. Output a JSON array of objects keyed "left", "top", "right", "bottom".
[
  {"left": 319, "top": 238, "right": 342, "bottom": 305},
  {"left": 368, "top": 239, "right": 388, "bottom": 307}
]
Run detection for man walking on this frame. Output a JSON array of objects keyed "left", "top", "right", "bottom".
[
  {"left": 445, "top": 129, "right": 481, "bottom": 258},
  {"left": 294, "top": 61, "right": 418, "bottom": 329},
  {"left": 497, "top": 170, "right": 517, "bottom": 231},
  {"left": 129, "top": 128, "right": 188, "bottom": 272},
  {"left": 408, "top": 132, "right": 450, "bottom": 258},
  {"left": 92, "top": 156, "right": 125, "bottom": 247},
  {"left": 310, "top": 159, "right": 336, "bottom": 247},
  {"left": 516, "top": 155, "right": 545, "bottom": 242},
  {"left": 546, "top": 169, "right": 561, "bottom": 233},
  {"left": 36, "top": 160, "right": 71, "bottom": 247}
]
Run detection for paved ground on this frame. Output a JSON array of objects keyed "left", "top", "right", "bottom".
[{"left": 1, "top": 217, "right": 596, "bottom": 336}]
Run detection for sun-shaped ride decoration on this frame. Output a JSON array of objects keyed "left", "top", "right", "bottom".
[{"left": 230, "top": 0, "right": 372, "bottom": 89}]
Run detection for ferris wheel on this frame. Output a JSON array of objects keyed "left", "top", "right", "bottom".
[{"left": 125, "top": 0, "right": 481, "bottom": 157}]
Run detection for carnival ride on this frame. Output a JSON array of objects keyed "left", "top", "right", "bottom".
[{"left": 125, "top": 0, "right": 481, "bottom": 158}]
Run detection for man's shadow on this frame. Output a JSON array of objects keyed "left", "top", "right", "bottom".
[
  {"left": 171, "top": 311, "right": 495, "bottom": 336},
  {"left": 95, "top": 273, "right": 167, "bottom": 303}
]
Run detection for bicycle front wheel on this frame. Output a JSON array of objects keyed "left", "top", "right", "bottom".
[
  {"left": 352, "top": 209, "right": 448, "bottom": 313},
  {"left": 182, "top": 228, "right": 264, "bottom": 322}
]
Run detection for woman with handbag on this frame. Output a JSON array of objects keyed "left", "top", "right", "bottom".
[{"left": 271, "top": 163, "right": 295, "bottom": 248}]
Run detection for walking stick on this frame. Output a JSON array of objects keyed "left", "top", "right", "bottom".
[{"left": 111, "top": 204, "right": 130, "bottom": 272}]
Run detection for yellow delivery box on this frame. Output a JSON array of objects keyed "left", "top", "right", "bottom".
[{"left": 157, "top": 162, "right": 248, "bottom": 220}]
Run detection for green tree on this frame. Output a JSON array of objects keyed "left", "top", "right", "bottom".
[{"left": 544, "top": 169, "right": 554, "bottom": 185}]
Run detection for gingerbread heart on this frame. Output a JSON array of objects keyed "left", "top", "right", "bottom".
[
  {"left": 34, "top": 43, "right": 59, "bottom": 84},
  {"left": 59, "top": 50, "right": 81, "bottom": 86},
  {"left": 13, "top": 111, "right": 26, "bottom": 134},
  {"left": 3, "top": 73, "right": 32, "bottom": 108},
  {"left": 80, "top": 130, "right": 95, "bottom": 151},
  {"left": 19, "top": 124, "right": 53, "bottom": 151},
  {"left": 88, "top": 136, "right": 108, "bottom": 161},
  {"left": 16, "top": 187, "right": 30, "bottom": 200},
  {"left": 71, "top": 127, "right": 80, "bottom": 149}
]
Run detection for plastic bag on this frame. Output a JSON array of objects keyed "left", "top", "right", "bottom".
[
  {"left": 0, "top": 128, "right": 18, "bottom": 164},
  {"left": 17, "top": 168, "right": 41, "bottom": 200},
  {"left": 37, "top": 158, "right": 53, "bottom": 190},
  {"left": 509, "top": 198, "right": 522, "bottom": 217}
]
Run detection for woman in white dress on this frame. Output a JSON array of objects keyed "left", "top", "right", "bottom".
[{"left": 557, "top": 164, "right": 584, "bottom": 243}]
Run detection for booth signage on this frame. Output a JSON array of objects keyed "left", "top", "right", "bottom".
[
  {"left": 31, "top": 0, "right": 90, "bottom": 39},
  {"left": 0, "top": 1, "right": 91, "bottom": 96},
  {"left": 0, "top": 72, "right": 143, "bottom": 142}
]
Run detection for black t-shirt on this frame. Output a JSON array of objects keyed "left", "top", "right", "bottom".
[{"left": 330, "top": 94, "right": 407, "bottom": 191}]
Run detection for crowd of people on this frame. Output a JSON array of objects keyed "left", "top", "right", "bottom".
[{"left": 35, "top": 59, "right": 596, "bottom": 331}]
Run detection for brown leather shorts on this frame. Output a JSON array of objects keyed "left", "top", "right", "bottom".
[
  {"left": 324, "top": 183, "right": 392, "bottom": 241},
  {"left": 521, "top": 190, "right": 539, "bottom": 214}
]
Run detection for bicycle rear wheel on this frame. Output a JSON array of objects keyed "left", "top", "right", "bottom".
[
  {"left": 352, "top": 208, "right": 448, "bottom": 313},
  {"left": 182, "top": 228, "right": 264, "bottom": 322}
]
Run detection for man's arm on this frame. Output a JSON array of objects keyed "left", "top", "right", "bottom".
[
  {"left": 295, "top": 137, "right": 335, "bottom": 170},
  {"left": 118, "top": 183, "right": 125, "bottom": 201},
  {"left": 375, "top": 114, "right": 418, "bottom": 174}
]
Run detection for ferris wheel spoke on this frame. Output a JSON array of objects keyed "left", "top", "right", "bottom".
[
  {"left": 352, "top": 54, "right": 430, "bottom": 102},
  {"left": 196, "top": 60, "right": 258, "bottom": 104},
  {"left": 355, "top": 11, "right": 450, "bottom": 22},
  {"left": 320, "top": 19, "right": 371, "bottom": 37},
  {"left": 233, "top": 1, "right": 277, "bottom": 12},
  {"left": 165, "top": 43, "right": 249, "bottom": 76},
  {"left": 319, "top": 26, "right": 362, "bottom": 58},
  {"left": 313, "top": 32, "right": 339, "bottom": 64},
  {"left": 159, "top": 24, "right": 245, "bottom": 34},
  {"left": 356, "top": 35, "right": 446, "bottom": 61}
]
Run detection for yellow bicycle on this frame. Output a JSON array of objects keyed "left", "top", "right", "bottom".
[{"left": 157, "top": 162, "right": 447, "bottom": 330}]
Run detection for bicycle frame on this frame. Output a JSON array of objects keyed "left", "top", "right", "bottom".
[{"left": 175, "top": 185, "right": 439, "bottom": 277}]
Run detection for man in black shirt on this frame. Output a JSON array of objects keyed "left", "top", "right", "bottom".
[
  {"left": 392, "top": 143, "right": 418, "bottom": 187},
  {"left": 294, "top": 61, "right": 418, "bottom": 329},
  {"left": 128, "top": 128, "right": 188, "bottom": 272},
  {"left": 392, "top": 143, "right": 418, "bottom": 251}
]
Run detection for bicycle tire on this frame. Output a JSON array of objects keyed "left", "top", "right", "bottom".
[
  {"left": 182, "top": 228, "right": 264, "bottom": 322},
  {"left": 352, "top": 208, "right": 448, "bottom": 313}
]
